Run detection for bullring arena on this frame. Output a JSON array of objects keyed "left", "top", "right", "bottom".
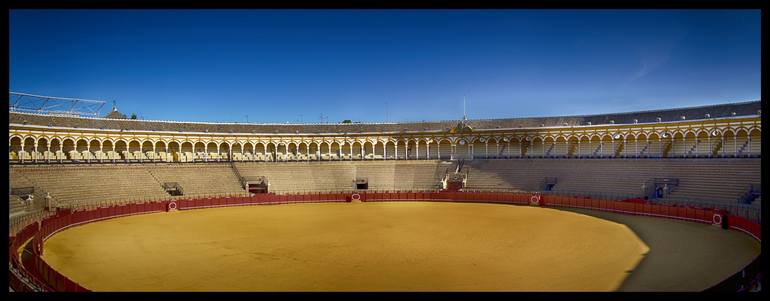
[{"left": 8, "top": 97, "right": 762, "bottom": 292}]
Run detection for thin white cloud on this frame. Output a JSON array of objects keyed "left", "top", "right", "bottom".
[{"left": 621, "top": 29, "right": 686, "bottom": 87}]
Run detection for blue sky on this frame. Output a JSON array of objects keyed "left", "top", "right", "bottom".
[{"left": 9, "top": 9, "right": 760, "bottom": 123}]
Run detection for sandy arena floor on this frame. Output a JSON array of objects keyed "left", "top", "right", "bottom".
[{"left": 42, "top": 202, "right": 650, "bottom": 291}]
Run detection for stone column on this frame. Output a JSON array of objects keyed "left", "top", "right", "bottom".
[
  {"left": 747, "top": 136, "right": 751, "bottom": 157},
  {"left": 470, "top": 144, "right": 474, "bottom": 160},
  {"left": 611, "top": 137, "right": 615, "bottom": 157},
  {"left": 577, "top": 140, "right": 581, "bottom": 157},
  {"left": 706, "top": 135, "right": 710, "bottom": 157},
  {"left": 394, "top": 141, "right": 398, "bottom": 159},
  {"left": 659, "top": 137, "right": 662, "bottom": 158}
]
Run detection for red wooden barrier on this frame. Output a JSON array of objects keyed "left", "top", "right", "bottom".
[
  {"left": 687, "top": 207, "right": 696, "bottom": 220},
  {"left": 674, "top": 207, "right": 684, "bottom": 219},
  {"left": 625, "top": 202, "right": 636, "bottom": 213},
  {"left": 546, "top": 195, "right": 556, "bottom": 206},
  {"left": 648, "top": 203, "right": 657, "bottom": 215},
  {"left": 55, "top": 272, "right": 65, "bottom": 291}
]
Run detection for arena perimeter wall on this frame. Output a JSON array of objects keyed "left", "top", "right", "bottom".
[{"left": 9, "top": 191, "right": 761, "bottom": 292}]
